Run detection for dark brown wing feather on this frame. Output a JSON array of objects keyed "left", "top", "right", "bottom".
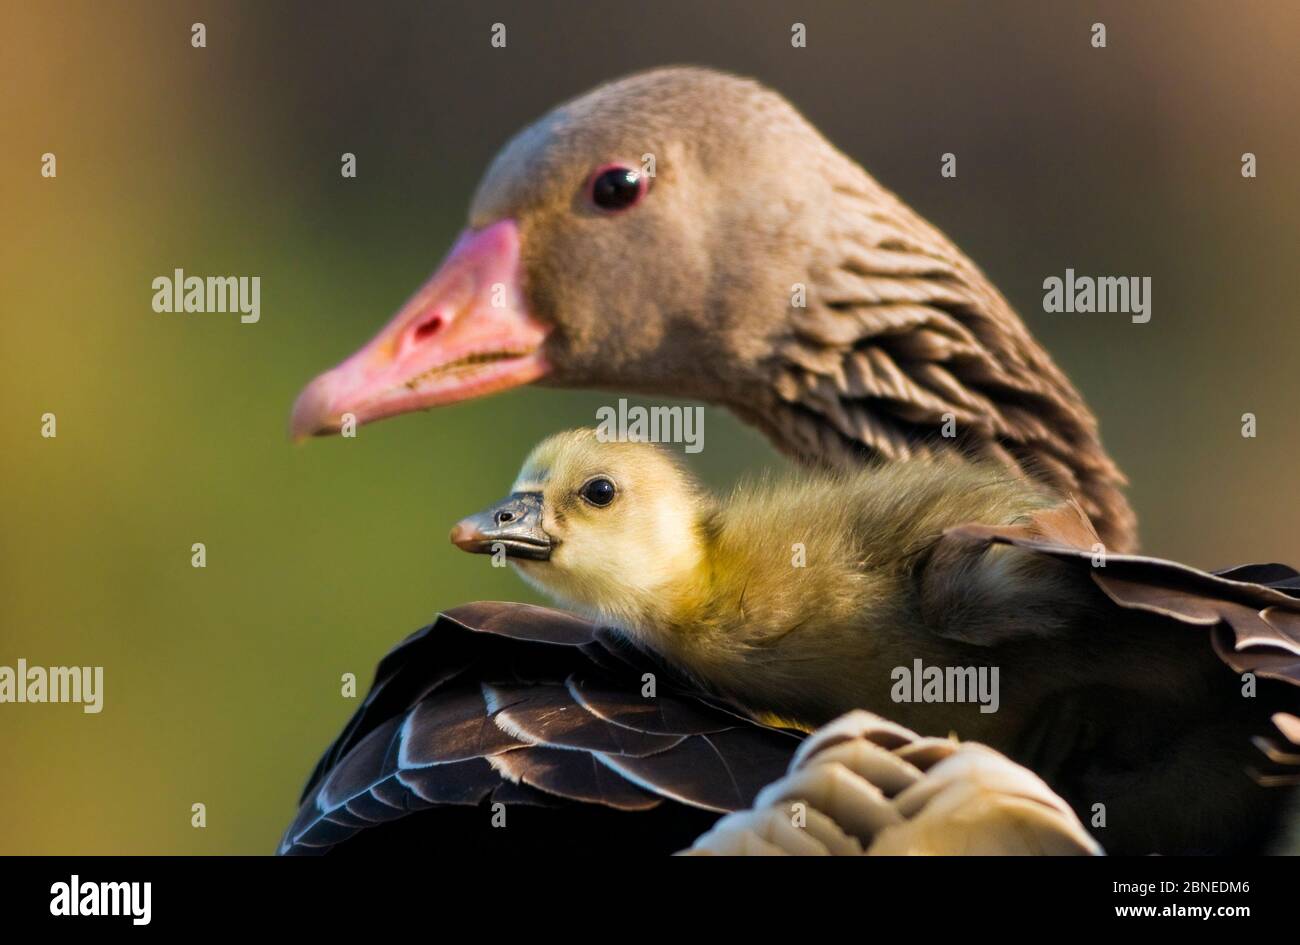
[
  {"left": 944, "top": 503, "right": 1300, "bottom": 787},
  {"left": 278, "top": 602, "right": 801, "bottom": 855}
]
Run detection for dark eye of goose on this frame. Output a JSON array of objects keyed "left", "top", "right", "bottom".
[
  {"left": 588, "top": 165, "right": 645, "bottom": 212},
  {"left": 579, "top": 477, "right": 617, "bottom": 507}
]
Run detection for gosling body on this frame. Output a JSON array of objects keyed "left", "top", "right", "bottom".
[{"left": 452, "top": 429, "right": 1293, "bottom": 853}]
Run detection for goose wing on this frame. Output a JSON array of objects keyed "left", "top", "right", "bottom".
[
  {"left": 941, "top": 502, "right": 1300, "bottom": 787},
  {"left": 279, "top": 601, "right": 801, "bottom": 855}
]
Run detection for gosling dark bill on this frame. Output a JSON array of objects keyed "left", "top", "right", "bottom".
[{"left": 450, "top": 491, "right": 552, "bottom": 560}]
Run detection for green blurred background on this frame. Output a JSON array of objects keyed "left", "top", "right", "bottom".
[{"left": 1, "top": 1, "right": 1296, "bottom": 853}]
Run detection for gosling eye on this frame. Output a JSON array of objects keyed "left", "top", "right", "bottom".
[
  {"left": 587, "top": 164, "right": 646, "bottom": 212},
  {"left": 579, "top": 477, "right": 617, "bottom": 507}
]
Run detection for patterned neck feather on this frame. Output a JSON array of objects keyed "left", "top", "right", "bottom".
[{"left": 753, "top": 149, "right": 1135, "bottom": 551}]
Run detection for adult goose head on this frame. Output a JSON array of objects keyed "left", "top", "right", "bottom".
[{"left": 290, "top": 66, "right": 1135, "bottom": 551}]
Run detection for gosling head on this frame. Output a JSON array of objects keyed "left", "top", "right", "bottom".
[{"left": 450, "top": 429, "right": 712, "bottom": 628}]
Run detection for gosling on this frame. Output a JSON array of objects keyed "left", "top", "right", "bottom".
[{"left": 450, "top": 428, "right": 1292, "bottom": 853}]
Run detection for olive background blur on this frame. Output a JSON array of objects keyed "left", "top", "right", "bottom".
[{"left": 1, "top": 1, "right": 1296, "bottom": 853}]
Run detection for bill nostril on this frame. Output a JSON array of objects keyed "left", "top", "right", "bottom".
[{"left": 413, "top": 315, "right": 443, "bottom": 342}]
